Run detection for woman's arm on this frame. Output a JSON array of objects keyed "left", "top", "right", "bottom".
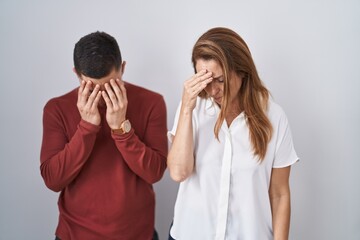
[
  {"left": 167, "top": 70, "right": 213, "bottom": 182},
  {"left": 269, "top": 166, "right": 292, "bottom": 240},
  {"left": 167, "top": 104, "right": 195, "bottom": 182}
]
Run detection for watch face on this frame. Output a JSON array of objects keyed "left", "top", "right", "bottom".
[{"left": 123, "top": 120, "right": 131, "bottom": 133}]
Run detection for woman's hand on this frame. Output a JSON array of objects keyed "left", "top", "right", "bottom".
[
  {"left": 182, "top": 70, "right": 213, "bottom": 112},
  {"left": 167, "top": 70, "right": 212, "bottom": 182}
]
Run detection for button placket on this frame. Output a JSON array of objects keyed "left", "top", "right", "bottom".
[{"left": 215, "top": 126, "right": 233, "bottom": 240}]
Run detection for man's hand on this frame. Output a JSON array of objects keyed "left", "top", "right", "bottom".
[
  {"left": 77, "top": 80, "right": 102, "bottom": 126},
  {"left": 102, "top": 79, "right": 127, "bottom": 129}
]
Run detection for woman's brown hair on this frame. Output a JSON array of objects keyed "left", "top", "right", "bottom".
[{"left": 192, "top": 27, "right": 272, "bottom": 161}]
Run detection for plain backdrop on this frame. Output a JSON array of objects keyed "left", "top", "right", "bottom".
[{"left": 0, "top": 0, "right": 359, "bottom": 239}]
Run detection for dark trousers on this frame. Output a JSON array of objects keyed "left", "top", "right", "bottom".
[{"left": 55, "top": 230, "right": 159, "bottom": 240}]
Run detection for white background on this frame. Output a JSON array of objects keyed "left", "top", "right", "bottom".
[{"left": 0, "top": 0, "right": 359, "bottom": 239}]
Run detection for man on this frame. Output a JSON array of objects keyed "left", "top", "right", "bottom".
[{"left": 40, "top": 31, "right": 167, "bottom": 240}]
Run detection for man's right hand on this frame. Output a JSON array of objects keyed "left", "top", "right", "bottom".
[{"left": 77, "top": 80, "right": 102, "bottom": 126}]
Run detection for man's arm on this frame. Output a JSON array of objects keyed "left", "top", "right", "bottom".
[
  {"left": 40, "top": 81, "right": 102, "bottom": 192},
  {"left": 40, "top": 109, "right": 100, "bottom": 192},
  {"left": 112, "top": 97, "right": 168, "bottom": 184},
  {"left": 101, "top": 79, "right": 167, "bottom": 184},
  {"left": 269, "top": 166, "right": 292, "bottom": 240}
]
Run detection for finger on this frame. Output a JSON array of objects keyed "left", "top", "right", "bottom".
[
  {"left": 110, "top": 79, "right": 123, "bottom": 100},
  {"left": 117, "top": 79, "right": 127, "bottom": 102},
  {"left": 188, "top": 72, "right": 213, "bottom": 88},
  {"left": 78, "top": 80, "right": 85, "bottom": 96},
  {"left": 78, "top": 80, "right": 92, "bottom": 106},
  {"left": 83, "top": 81, "right": 92, "bottom": 95},
  {"left": 78, "top": 80, "right": 85, "bottom": 101},
  {"left": 193, "top": 79, "right": 211, "bottom": 95},
  {"left": 104, "top": 81, "right": 118, "bottom": 104},
  {"left": 186, "top": 75, "right": 213, "bottom": 94},
  {"left": 102, "top": 90, "right": 113, "bottom": 108},
  {"left": 194, "top": 69, "right": 208, "bottom": 77},
  {"left": 189, "top": 81, "right": 206, "bottom": 97},
  {"left": 186, "top": 70, "right": 206, "bottom": 86},
  {"left": 194, "top": 69, "right": 211, "bottom": 79},
  {"left": 91, "top": 90, "right": 102, "bottom": 110},
  {"left": 85, "top": 84, "right": 100, "bottom": 108},
  {"left": 83, "top": 81, "right": 93, "bottom": 100}
]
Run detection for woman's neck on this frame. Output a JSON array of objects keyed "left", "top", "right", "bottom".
[{"left": 225, "top": 101, "right": 242, "bottom": 127}]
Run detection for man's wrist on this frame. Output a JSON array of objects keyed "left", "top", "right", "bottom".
[{"left": 111, "top": 119, "right": 131, "bottom": 135}]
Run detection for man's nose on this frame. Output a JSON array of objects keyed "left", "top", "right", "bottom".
[{"left": 99, "top": 85, "right": 106, "bottom": 91}]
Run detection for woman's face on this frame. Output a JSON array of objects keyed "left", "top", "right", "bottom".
[{"left": 195, "top": 58, "right": 242, "bottom": 108}]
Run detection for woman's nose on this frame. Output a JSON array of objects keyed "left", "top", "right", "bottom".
[{"left": 205, "top": 82, "right": 219, "bottom": 96}]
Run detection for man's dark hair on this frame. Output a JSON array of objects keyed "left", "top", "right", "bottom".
[{"left": 74, "top": 31, "right": 122, "bottom": 79}]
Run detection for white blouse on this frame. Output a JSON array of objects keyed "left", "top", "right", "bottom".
[{"left": 168, "top": 97, "right": 299, "bottom": 240}]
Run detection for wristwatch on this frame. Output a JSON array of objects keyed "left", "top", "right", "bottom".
[{"left": 111, "top": 120, "right": 131, "bottom": 135}]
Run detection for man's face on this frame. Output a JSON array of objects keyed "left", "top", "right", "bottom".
[
  {"left": 79, "top": 68, "right": 122, "bottom": 92},
  {"left": 77, "top": 66, "right": 124, "bottom": 106}
]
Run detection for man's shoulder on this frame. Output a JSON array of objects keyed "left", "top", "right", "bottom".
[
  {"left": 44, "top": 88, "right": 78, "bottom": 110},
  {"left": 125, "top": 82, "right": 164, "bottom": 102}
]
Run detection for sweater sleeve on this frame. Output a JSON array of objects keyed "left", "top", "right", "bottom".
[
  {"left": 111, "top": 96, "right": 168, "bottom": 184},
  {"left": 40, "top": 103, "right": 100, "bottom": 192}
]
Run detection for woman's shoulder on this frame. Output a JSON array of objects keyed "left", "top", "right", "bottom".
[{"left": 267, "top": 99, "right": 288, "bottom": 123}]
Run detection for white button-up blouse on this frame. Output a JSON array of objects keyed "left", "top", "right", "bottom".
[{"left": 168, "top": 97, "right": 299, "bottom": 240}]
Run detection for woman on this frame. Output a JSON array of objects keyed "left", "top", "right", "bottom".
[{"left": 167, "top": 27, "right": 299, "bottom": 240}]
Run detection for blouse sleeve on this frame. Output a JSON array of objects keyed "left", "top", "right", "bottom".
[
  {"left": 273, "top": 109, "right": 299, "bottom": 168},
  {"left": 167, "top": 102, "right": 182, "bottom": 143},
  {"left": 167, "top": 100, "right": 198, "bottom": 145}
]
